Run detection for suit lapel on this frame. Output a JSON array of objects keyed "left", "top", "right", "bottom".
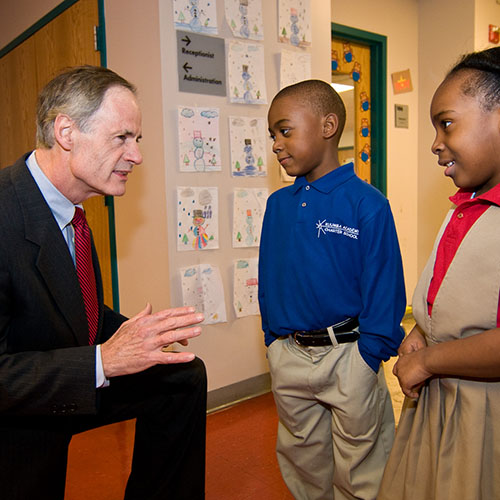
[{"left": 11, "top": 157, "right": 92, "bottom": 345}]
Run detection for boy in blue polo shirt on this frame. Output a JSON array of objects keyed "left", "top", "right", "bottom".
[{"left": 259, "top": 79, "right": 406, "bottom": 500}]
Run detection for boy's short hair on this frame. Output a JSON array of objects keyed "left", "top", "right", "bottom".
[
  {"left": 447, "top": 47, "right": 500, "bottom": 112},
  {"left": 272, "top": 79, "right": 346, "bottom": 136},
  {"left": 36, "top": 65, "right": 136, "bottom": 148}
]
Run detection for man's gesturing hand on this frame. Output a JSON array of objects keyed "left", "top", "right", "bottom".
[{"left": 101, "top": 304, "right": 204, "bottom": 378}]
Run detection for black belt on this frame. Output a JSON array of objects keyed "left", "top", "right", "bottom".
[{"left": 290, "top": 317, "right": 360, "bottom": 347}]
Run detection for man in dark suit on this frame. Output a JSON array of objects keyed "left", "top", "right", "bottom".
[{"left": 0, "top": 66, "right": 207, "bottom": 500}]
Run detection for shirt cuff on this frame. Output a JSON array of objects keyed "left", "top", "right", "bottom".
[{"left": 96, "top": 344, "right": 110, "bottom": 388}]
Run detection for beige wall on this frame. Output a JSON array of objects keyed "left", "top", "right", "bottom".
[
  {"left": 0, "top": 0, "right": 60, "bottom": 47},
  {"left": 104, "top": 0, "right": 172, "bottom": 316},
  {"left": 417, "top": 0, "right": 475, "bottom": 274},
  {"left": 475, "top": 1, "right": 500, "bottom": 50}
]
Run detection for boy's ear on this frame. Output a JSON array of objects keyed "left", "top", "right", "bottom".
[
  {"left": 53, "top": 113, "right": 75, "bottom": 151},
  {"left": 323, "top": 113, "right": 339, "bottom": 139}
]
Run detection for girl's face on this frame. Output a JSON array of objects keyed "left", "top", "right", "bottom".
[{"left": 431, "top": 72, "right": 500, "bottom": 196}]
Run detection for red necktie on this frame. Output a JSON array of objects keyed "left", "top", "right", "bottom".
[{"left": 72, "top": 207, "right": 99, "bottom": 345}]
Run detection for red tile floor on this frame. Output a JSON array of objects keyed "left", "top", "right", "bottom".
[{"left": 65, "top": 391, "right": 293, "bottom": 499}]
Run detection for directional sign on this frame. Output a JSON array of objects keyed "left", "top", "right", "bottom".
[{"left": 176, "top": 31, "right": 226, "bottom": 97}]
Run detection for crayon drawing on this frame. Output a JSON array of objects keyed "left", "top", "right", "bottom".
[
  {"left": 177, "top": 186, "right": 219, "bottom": 251},
  {"left": 181, "top": 264, "right": 227, "bottom": 324},
  {"left": 233, "top": 187, "right": 268, "bottom": 248},
  {"left": 233, "top": 259, "right": 260, "bottom": 318},
  {"left": 178, "top": 106, "right": 221, "bottom": 172},
  {"left": 227, "top": 40, "right": 267, "bottom": 104},
  {"left": 278, "top": 0, "right": 311, "bottom": 48},
  {"left": 229, "top": 116, "right": 267, "bottom": 176},
  {"left": 173, "top": 0, "right": 218, "bottom": 34},
  {"left": 280, "top": 49, "right": 311, "bottom": 89},
  {"left": 224, "top": 0, "right": 264, "bottom": 40}
]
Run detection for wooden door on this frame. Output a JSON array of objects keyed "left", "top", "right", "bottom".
[
  {"left": 331, "top": 38, "right": 372, "bottom": 184},
  {"left": 0, "top": 0, "right": 114, "bottom": 306}
]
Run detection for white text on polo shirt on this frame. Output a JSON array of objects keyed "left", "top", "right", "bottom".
[{"left": 316, "top": 220, "right": 359, "bottom": 239}]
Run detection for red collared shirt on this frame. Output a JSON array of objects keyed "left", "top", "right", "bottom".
[{"left": 427, "top": 183, "right": 500, "bottom": 325}]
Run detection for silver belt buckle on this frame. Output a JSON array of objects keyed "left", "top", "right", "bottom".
[{"left": 293, "top": 331, "right": 303, "bottom": 346}]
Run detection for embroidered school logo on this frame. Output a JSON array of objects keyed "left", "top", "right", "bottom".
[{"left": 316, "top": 220, "right": 359, "bottom": 240}]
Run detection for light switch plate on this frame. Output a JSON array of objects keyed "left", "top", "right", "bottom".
[{"left": 395, "top": 104, "right": 409, "bottom": 128}]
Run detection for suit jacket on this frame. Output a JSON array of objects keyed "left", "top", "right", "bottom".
[{"left": 0, "top": 154, "right": 126, "bottom": 417}]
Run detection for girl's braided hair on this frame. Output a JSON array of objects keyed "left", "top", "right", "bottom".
[{"left": 447, "top": 46, "right": 500, "bottom": 111}]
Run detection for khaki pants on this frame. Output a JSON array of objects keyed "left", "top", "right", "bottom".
[{"left": 267, "top": 337, "right": 395, "bottom": 500}]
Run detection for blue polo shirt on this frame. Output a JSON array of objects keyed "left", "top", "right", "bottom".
[{"left": 258, "top": 163, "right": 406, "bottom": 372}]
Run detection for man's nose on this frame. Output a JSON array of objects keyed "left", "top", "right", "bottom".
[{"left": 127, "top": 141, "right": 143, "bottom": 165}]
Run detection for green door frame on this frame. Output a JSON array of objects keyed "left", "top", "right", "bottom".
[
  {"left": 0, "top": 0, "right": 121, "bottom": 312},
  {"left": 331, "top": 23, "right": 387, "bottom": 195}
]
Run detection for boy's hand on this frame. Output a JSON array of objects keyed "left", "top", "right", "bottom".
[{"left": 398, "top": 325, "right": 426, "bottom": 356}]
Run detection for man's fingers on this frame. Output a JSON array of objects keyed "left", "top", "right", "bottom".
[
  {"left": 159, "top": 350, "right": 196, "bottom": 364},
  {"left": 130, "top": 303, "right": 153, "bottom": 320},
  {"left": 152, "top": 306, "right": 200, "bottom": 320},
  {"left": 150, "top": 313, "right": 204, "bottom": 338},
  {"left": 148, "top": 311, "right": 204, "bottom": 333},
  {"left": 159, "top": 326, "right": 202, "bottom": 346}
]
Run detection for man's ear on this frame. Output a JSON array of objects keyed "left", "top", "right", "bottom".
[
  {"left": 53, "top": 114, "right": 75, "bottom": 151},
  {"left": 323, "top": 113, "right": 339, "bottom": 139}
]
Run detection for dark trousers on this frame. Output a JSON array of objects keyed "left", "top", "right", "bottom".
[{"left": 0, "top": 357, "right": 207, "bottom": 500}]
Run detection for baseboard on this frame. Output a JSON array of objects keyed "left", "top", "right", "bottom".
[{"left": 207, "top": 372, "right": 272, "bottom": 414}]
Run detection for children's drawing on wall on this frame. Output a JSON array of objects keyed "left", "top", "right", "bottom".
[
  {"left": 229, "top": 116, "right": 266, "bottom": 176},
  {"left": 180, "top": 264, "right": 227, "bottom": 324},
  {"left": 233, "top": 187, "right": 268, "bottom": 248},
  {"left": 225, "top": 0, "right": 264, "bottom": 40},
  {"left": 280, "top": 49, "right": 311, "bottom": 89},
  {"left": 173, "top": 0, "right": 218, "bottom": 34},
  {"left": 233, "top": 258, "right": 259, "bottom": 318},
  {"left": 177, "top": 186, "right": 219, "bottom": 251},
  {"left": 178, "top": 107, "right": 220, "bottom": 172},
  {"left": 227, "top": 40, "right": 267, "bottom": 104},
  {"left": 278, "top": 0, "right": 311, "bottom": 48}
]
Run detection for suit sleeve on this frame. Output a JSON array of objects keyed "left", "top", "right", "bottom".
[{"left": 0, "top": 248, "right": 123, "bottom": 417}]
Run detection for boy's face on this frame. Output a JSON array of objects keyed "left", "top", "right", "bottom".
[
  {"left": 430, "top": 73, "right": 500, "bottom": 196},
  {"left": 268, "top": 95, "right": 334, "bottom": 182}
]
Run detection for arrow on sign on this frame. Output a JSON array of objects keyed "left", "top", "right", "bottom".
[
  {"left": 183, "top": 62, "right": 192, "bottom": 73},
  {"left": 181, "top": 35, "right": 191, "bottom": 47}
]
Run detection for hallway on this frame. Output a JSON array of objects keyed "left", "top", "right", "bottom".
[
  {"left": 65, "top": 391, "right": 292, "bottom": 499},
  {"left": 65, "top": 315, "right": 413, "bottom": 499}
]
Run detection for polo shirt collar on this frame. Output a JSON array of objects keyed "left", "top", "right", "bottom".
[
  {"left": 292, "top": 162, "right": 355, "bottom": 194},
  {"left": 451, "top": 182, "right": 500, "bottom": 207}
]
